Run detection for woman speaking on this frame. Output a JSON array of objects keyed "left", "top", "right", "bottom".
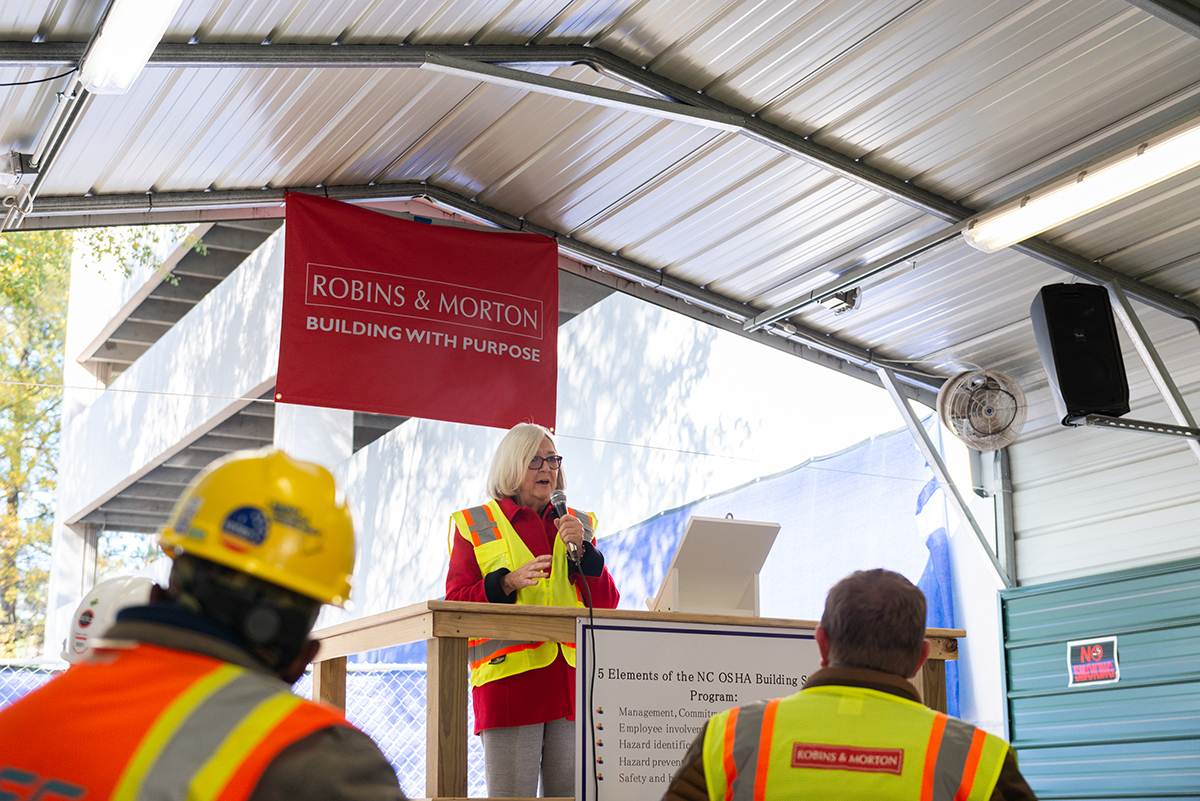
[{"left": 446, "top": 423, "right": 620, "bottom": 798}]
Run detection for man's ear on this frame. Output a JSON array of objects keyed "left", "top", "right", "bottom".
[
  {"left": 815, "top": 625, "right": 831, "bottom": 668},
  {"left": 909, "top": 640, "right": 931, "bottom": 679}
]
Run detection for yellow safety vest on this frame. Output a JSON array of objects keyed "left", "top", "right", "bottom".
[
  {"left": 702, "top": 685, "right": 1011, "bottom": 801},
  {"left": 449, "top": 499, "right": 597, "bottom": 688}
]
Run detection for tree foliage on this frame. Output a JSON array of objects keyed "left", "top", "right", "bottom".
[
  {"left": 0, "top": 224, "right": 201, "bottom": 657},
  {"left": 78, "top": 224, "right": 203, "bottom": 283},
  {"left": 0, "top": 229, "right": 70, "bottom": 657}
]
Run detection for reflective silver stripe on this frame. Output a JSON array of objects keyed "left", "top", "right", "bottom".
[
  {"left": 466, "top": 505, "right": 501, "bottom": 544},
  {"left": 572, "top": 509, "right": 595, "bottom": 542},
  {"left": 729, "top": 702, "right": 768, "bottom": 801},
  {"left": 930, "top": 716, "right": 977, "bottom": 801},
  {"left": 136, "top": 670, "right": 289, "bottom": 800},
  {"left": 469, "top": 638, "right": 538, "bottom": 665}
]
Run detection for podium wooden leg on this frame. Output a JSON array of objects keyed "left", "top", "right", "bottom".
[
  {"left": 427, "top": 636, "right": 468, "bottom": 799},
  {"left": 921, "top": 659, "right": 947, "bottom": 713},
  {"left": 312, "top": 656, "right": 347, "bottom": 709}
]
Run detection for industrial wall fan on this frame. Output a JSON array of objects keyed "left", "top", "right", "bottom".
[{"left": 937, "top": 370, "right": 1028, "bottom": 451}]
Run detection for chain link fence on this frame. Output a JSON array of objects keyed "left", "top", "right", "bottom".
[
  {"left": 294, "top": 663, "right": 487, "bottom": 798},
  {"left": 1, "top": 659, "right": 485, "bottom": 799},
  {"left": 0, "top": 660, "right": 65, "bottom": 709}
]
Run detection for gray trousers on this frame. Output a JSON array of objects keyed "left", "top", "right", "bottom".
[{"left": 480, "top": 718, "right": 574, "bottom": 798}]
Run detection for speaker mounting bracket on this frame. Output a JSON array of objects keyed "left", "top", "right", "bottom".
[{"left": 1066, "top": 414, "right": 1200, "bottom": 440}]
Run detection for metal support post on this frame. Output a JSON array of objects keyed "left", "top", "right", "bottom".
[
  {"left": 994, "top": 449, "right": 1017, "bottom": 587},
  {"left": 878, "top": 368, "right": 1012, "bottom": 588},
  {"left": 1107, "top": 282, "right": 1200, "bottom": 469},
  {"left": 81, "top": 523, "right": 100, "bottom": 594}
]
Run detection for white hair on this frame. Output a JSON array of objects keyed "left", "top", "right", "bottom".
[{"left": 486, "top": 423, "right": 567, "bottom": 500}]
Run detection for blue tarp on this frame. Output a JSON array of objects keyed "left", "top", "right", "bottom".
[
  {"left": 366, "top": 421, "right": 961, "bottom": 716},
  {"left": 602, "top": 426, "right": 938, "bottom": 608}
]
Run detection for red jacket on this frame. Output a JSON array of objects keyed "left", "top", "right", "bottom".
[{"left": 446, "top": 496, "right": 620, "bottom": 731}]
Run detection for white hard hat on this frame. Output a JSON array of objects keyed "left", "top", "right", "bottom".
[{"left": 61, "top": 575, "right": 155, "bottom": 664}]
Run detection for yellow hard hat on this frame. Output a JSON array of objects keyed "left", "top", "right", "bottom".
[{"left": 159, "top": 448, "right": 355, "bottom": 606}]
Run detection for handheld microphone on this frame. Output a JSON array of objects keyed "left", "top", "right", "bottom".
[{"left": 550, "top": 490, "right": 582, "bottom": 566}]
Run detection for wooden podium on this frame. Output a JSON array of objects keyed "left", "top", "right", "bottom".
[{"left": 310, "top": 600, "right": 962, "bottom": 801}]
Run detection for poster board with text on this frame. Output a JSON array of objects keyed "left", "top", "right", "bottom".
[{"left": 575, "top": 617, "right": 820, "bottom": 801}]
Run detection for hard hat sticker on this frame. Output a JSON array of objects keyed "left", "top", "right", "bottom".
[
  {"left": 77, "top": 609, "right": 94, "bottom": 628},
  {"left": 174, "top": 496, "right": 204, "bottom": 534},
  {"left": 222, "top": 506, "right": 270, "bottom": 551},
  {"left": 270, "top": 502, "right": 319, "bottom": 534}
]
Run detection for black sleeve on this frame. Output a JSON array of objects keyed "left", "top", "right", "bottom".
[
  {"left": 484, "top": 568, "right": 517, "bottom": 604},
  {"left": 992, "top": 748, "right": 1040, "bottom": 801},
  {"left": 252, "top": 725, "right": 409, "bottom": 801},
  {"left": 567, "top": 539, "right": 606, "bottom": 577},
  {"left": 662, "top": 730, "right": 709, "bottom": 801}
]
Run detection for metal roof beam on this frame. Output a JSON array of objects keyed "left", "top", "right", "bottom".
[
  {"left": 7, "top": 41, "right": 1195, "bottom": 324},
  {"left": 0, "top": 41, "right": 601, "bottom": 68},
  {"left": 1123, "top": 0, "right": 1200, "bottom": 39},
  {"left": 578, "top": 51, "right": 1200, "bottom": 325},
  {"left": 21, "top": 181, "right": 940, "bottom": 403},
  {"left": 745, "top": 222, "right": 969, "bottom": 332},
  {"left": 418, "top": 54, "right": 743, "bottom": 131}
]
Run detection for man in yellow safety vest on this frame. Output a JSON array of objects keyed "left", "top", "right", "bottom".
[{"left": 662, "top": 569, "right": 1037, "bottom": 801}]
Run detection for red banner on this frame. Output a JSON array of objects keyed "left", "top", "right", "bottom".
[{"left": 277, "top": 193, "right": 558, "bottom": 430}]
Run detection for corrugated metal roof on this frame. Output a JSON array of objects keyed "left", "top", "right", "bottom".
[{"left": 5, "top": 0, "right": 1200, "bottom": 580}]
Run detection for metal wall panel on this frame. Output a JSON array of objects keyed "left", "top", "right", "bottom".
[
  {"left": 1011, "top": 303, "right": 1200, "bottom": 585},
  {"left": 1001, "top": 557, "right": 1200, "bottom": 800}
]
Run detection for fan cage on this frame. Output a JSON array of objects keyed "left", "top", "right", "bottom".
[{"left": 937, "top": 370, "right": 1028, "bottom": 451}]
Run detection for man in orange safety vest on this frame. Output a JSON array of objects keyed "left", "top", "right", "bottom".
[{"left": 0, "top": 449, "right": 408, "bottom": 801}]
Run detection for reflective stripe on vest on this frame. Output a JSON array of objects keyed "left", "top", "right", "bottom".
[
  {"left": 577, "top": 512, "right": 595, "bottom": 542},
  {"left": 463, "top": 505, "right": 502, "bottom": 546},
  {"left": 702, "top": 686, "right": 1010, "bottom": 801},
  {"left": 450, "top": 499, "right": 596, "bottom": 687},
  {"left": 114, "top": 664, "right": 306, "bottom": 801},
  {"left": 925, "top": 714, "right": 993, "bottom": 801},
  {"left": 467, "top": 638, "right": 543, "bottom": 670},
  {"left": 0, "top": 644, "right": 347, "bottom": 801}
]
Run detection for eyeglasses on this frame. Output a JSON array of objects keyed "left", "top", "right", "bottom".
[{"left": 528, "top": 455, "right": 563, "bottom": 470}]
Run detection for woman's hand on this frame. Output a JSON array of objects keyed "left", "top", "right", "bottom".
[
  {"left": 501, "top": 554, "right": 552, "bottom": 595},
  {"left": 555, "top": 514, "right": 585, "bottom": 557}
]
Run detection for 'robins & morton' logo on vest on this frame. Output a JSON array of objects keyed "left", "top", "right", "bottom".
[{"left": 791, "top": 743, "right": 904, "bottom": 775}]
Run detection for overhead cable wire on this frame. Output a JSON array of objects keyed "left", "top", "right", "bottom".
[{"left": 0, "top": 68, "right": 77, "bottom": 87}]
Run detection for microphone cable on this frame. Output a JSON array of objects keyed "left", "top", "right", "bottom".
[
  {"left": 570, "top": 543, "right": 600, "bottom": 800},
  {"left": 553, "top": 494, "right": 601, "bottom": 799}
]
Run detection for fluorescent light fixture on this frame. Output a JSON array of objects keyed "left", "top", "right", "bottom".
[
  {"left": 962, "top": 113, "right": 1200, "bottom": 253},
  {"left": 79, "top": 0, "right": 184, "bottom": 94}
]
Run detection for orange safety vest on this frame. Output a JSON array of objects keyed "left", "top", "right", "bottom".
[
  {"left": 702, "top": 685, "right": 1011, "bottom": 801},
  {"left": 449, "top": 499, "right": 596, "bottom": 688},
  {"left": 0, "top": 643, "right": 349, "bottom": 801}
]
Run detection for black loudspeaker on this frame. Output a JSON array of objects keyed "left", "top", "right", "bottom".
[{"left": 1030, "top": 283, "right": 1129, "bottom": 423}]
